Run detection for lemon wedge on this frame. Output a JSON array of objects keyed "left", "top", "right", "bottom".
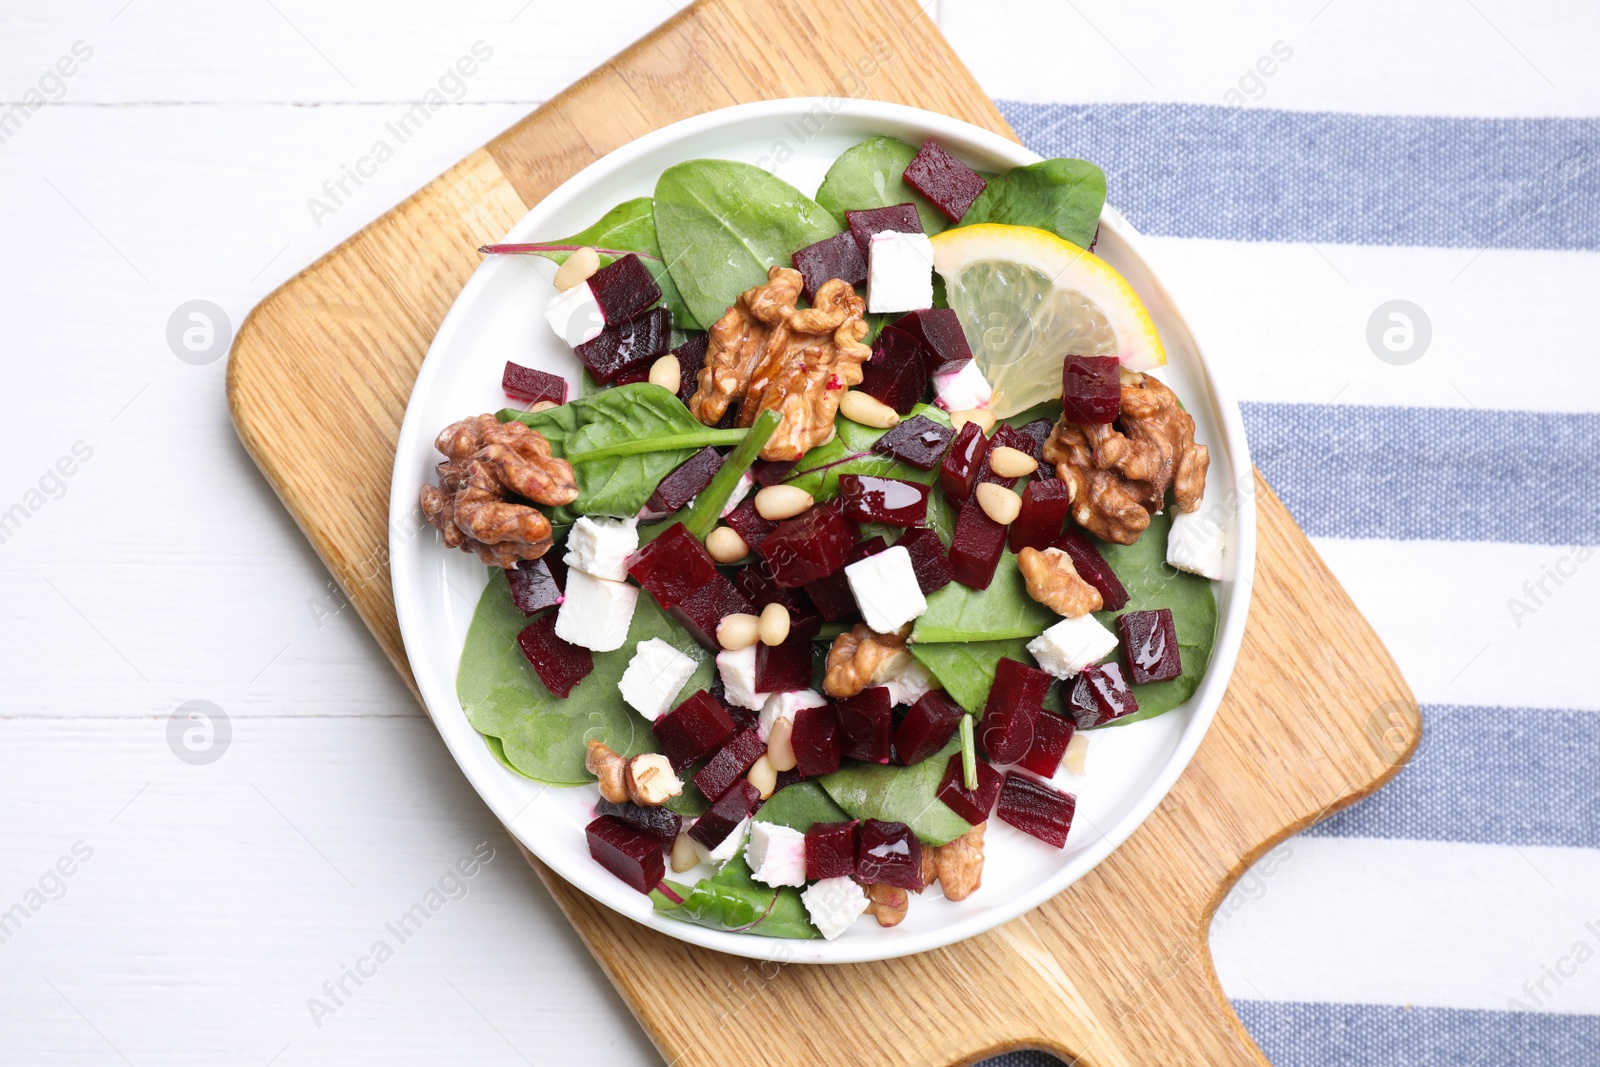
[{"left": 929, "top": 224, "right": 1165, "bottom": 418}]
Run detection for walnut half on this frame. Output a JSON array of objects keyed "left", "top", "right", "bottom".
[
  {"left": 924, "top": 823, "right": 985, "bottom": 902},
  {"left": 1017, "top": 547, "right": 1103, "bottom": 618},
  {"left": 824, "top": 623, "right": 911, "bottom": 699}
]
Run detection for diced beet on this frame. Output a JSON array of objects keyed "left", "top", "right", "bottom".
[
  {"left": 889, "top": 308, "right": 973, "bottom": 376},
  {"left": 978, "top": 424, "right": 1032, "bottom": 490},
  {"left": 613, "top": 364, "right": 652, "bottom": 386},
  {"left": 673, "top": 333, "right": 707, "bottom": 405},
  {"left": 856, "top": 819, "right": 923, "bottom": 890},
  {"left": 949, "top": 503, "right": 1007, "bottom": 590},
  {"left": 804, "top": 535, "right": 884, "bottom": 620},
  {"left": 936, "top": 753, "right": 1004, "bottom": 824},
  {"left": 758, "top": 504, "right": 855, "bottom": 588},
  {"left": 978, "top": 658, "right": 1051, "bottom": 764},
  {"left": 895, "top": 527, "right": 954, "bottom": 595},
  {"left": 586, "top": 815, "right": 665, "bottom": 894},
  {"left": 845, "top": 203, "right": 924, "bottom": 254},
  {"left": 628, "top": 523, "right": 720, "bottom": 609},
  {"left": 750, "top": 459, "right": 799, "bottom": 488},
  {"left": 669, "top": 573, "right": 756, "bottom": 651},
  {"left": 586, "top": 252, "right": 662, "bottom": 325},
  {"left": 724, "top": 498, "right": 779, "bottom": 551},
  {"left": 647, "top": 446, "right": 725, "bottom": 513},
  {"left": 515, "top": 615, "right": 593, "bottom": 697},
  {"left": 791, "top": 704, "right": 843, "bottom": 777},
  {"left": 894, "top": 690, "right": 965, "bottom": 765},
  {"left": 574, "top": 306, "right": 671, "bottom": 383},
  {"left": 1018, "top": 712, "right": 1075, "bottom": 778},
  {"left": 1061, "top": 355, "right": 1122, "bottom": 425},
  {"left": 693, "top": 729, "right": 766, "bottom": 802},
  {"left": 1052, "top": 528, "right": 1130, "bottom": 611},
  {"left": 939, "top": 421, "right": 989, "bottom": 502},
  {"left": 875, "top": 414, "right": 953, "bottom": 471},
  {"left": 839, "top": 475, "right": 929, "bottom": 527},
  {"left": 755, "top": 638, "right": 814, "bottom": 694},
  {"left": 837, "top": 687, "right": 894, "bottom": 763},
  {"left": 1009, "top": 479, "right": 1071, "bottom": 553},
  {"left": 857, "top": 327, "right": 929, "bottom": 415},
  {"left": 1119, "top": 608, "right": 1182, "bottom": 684},
  {"left": 1017, "top": 419, "right": 1053, "bottom": 461},
  {"left": 791, "top": 231, "right": 867, "bottom": 302},
  {"left": 805, "top": 820, "right": 859, "bottom": 880},
  {"left": 1068, "top": 661, "right": 1140, "bottom": 728},
  {"left": 507, "top": 559, "right": 562, "bottom": 616},
  {"left": 773, "top": 767, "right": 808, "bottom": 792},
  {"left": 652, "top": 690, "right": 737, "bottom": 769},
  {"left": 501, "top": 361, "right": 568, "bottom": 406},
  {"left": 901, "top": 140, "right": 987, "bottom": 223},
  {"left": 688, "top": 779, "right": 761, "bottom": 849},
  {"left": 595, "top": 798, "right": 683, "bottom": 845},
  {"left": 995, "top": 773, "right": 1076, "bottom": 847}
]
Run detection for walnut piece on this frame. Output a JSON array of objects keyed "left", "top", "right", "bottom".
[
  {"left": 824, "top": 623, "right": 911, "bottom": 699},
  {"left": 862, "top": 881, "right": 909, "bottom": 927},
  {"left": 585, "top": 740, "right": 629, "bottom": 804},
  {"left": 420, "top": 414, "right": 579, "bottom": 568},
  {"left": 1043, "top": 373, "right": 1209, "bottom": 545},
  {"left": 926, "top": 823, "right": 985, "bottom": 902},
  {"left": 625, "top": 753, "right": 683, "bottom": 807},
  {"left": 1017, "top": 547, "right": 1104, "bottom": 618},
  {"left": 688, "top": 266, "right": 871, "bottom": 461}
]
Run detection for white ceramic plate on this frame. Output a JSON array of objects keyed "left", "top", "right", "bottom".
[{"left": 390, "top": 99, "right": 1255, "bottom": 964}]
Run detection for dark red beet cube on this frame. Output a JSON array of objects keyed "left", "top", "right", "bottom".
[
  {"left": 693, "top": 729, "right": 766, "bottom": 802},
  {"left": 1053, "top": 528, "right": 1130, "bottom": 611},
  {"left": 804, "top": 535, "right": 884, "bottom": 620},
  {"left": 1068, "top": 661, "right": 1139, "bottom": 728},
  {"left": 936, "top": 754, "right": 1004, "bottom": 824},
  {"left": 652, "top": 690, "right": 738, "bottom": 769},
  {"left": 755, "top": 638, "right": 814, "bottom": 694},
  {"left": 805, "top": 820, "right": 859, "bottom": 880},
  {"left": 724, "top": 498, "right": 779, "bottom": 551},
  {"left": 1119, "top": 608, "right": 1182, "bottom": 684},
  {"left": 939, "top": 421, "right": 989, "bottom": 502},
  {"left": 759, "top": 504, "right": 855, "bottom": 588},
  {"left": 647, "top": 446, "right": 725, "bottom": 513},
  {"left": 501, "top": 361, "right": 568, "bottom": 406},
  {"left": 791, "top": 704, "right": 843, "bottom": 777},
  {"left": 673, "top": 333, "right": 707, "bottom": 405},
  {"left": 586, "top": 815, "right": 665, "bottom": 894},
  {"left": 856, "top": 819, "right": 923, "bottom": 890},
  {"left": 750, "top": 459, "right": 798, "bottom": 488},
  {"left": 507, "top": 559, "right": 562, "bottom": 616},
  {"left": 1018, "top": 419, "right": 1053, "bottom": 461},
  {"left": 628, "top": 523, "right": 719, "bottom": 609},
  {"left": 949, "top": 503, "right": 1007, "bottom": 590},
  {"left": 996, "top": 773, "right": 1076, "bottom": 847},
  {"left": 888, "top": 307, "right": 973, "bottom": 377},
  {"left": 595, "top": 798, "right": 683, "bottom": 845},
  {"left": 875, "top": 414, "right": 953, "bottom": 471},
  {"left": 837, "top": 687, "right": 894, "bottom": 763},
  {"left": 839, "top": 475, "right": 929, "bottom": 527},
  {"left": 978, "top": 424, "right": 1033, "bottom": 490},
  {"left": 846, "top": 203, "right": 924, "bottom": 253},
  {"left": 857, "top": 327, "right": 929, "bottom": 415},
  {"left": 515, "top": 615, "right": 593, "bottom": 698},
  {"left": 895, "top": 527, "right": 954, "bottom": 595},
  {"left": 668, "top": 574, "right": 755, "bottom": 651},
  {"left": 613, "top": 363, "right": 652, "bottom": 386},
  {"left": 902, "top": 140, "right": 987, "bottom": 223},
  {"left": 1009, "top": 479, "right": 1072, "bottom": 553},
  {"left": 1018, "top": 712, "right": 1076, "bottom": 778},
  {"left": 574, "top": 306, "right": 671, "bottom": 383},
  {"left": 894, "top": 690, "right": 965, "bottom": 765},
  {"left": 979, "top": 658, "right": 1051, "bottom": 764},
  {"left": 791, "top": 231, "right": 867, "bottom": 302},
  {"left": 586, "top": 252, "right": 662, "bottom": 325},
  {"left": 1062, "top": 355, "right": 1122, "bottom": 425},
  {"left": 688, "top": 779, "right": 761, "bottom": 850}
]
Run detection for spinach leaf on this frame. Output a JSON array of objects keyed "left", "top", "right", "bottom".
[
  {"left": 652, "top": 851, "right": 817, "bottom": 939},
  {"left": 782, "top": 405, "right": 948, "bottom": 501},
  {"left": 819, "top": 738, "right": 971, "bottom": 845},
  {"left": 909, "top": 639, "right": 1031, "bottom": 715},
  {"left": 654, "top": 161, "right": 842, "bottom": 328},
  {"left": 911, "top": 549, "right": 1055, "bottom": 643},
  {"left": 814, "top": 136, "right": 948, "bottom": 235},
  {"left": 753, "top": 781, "right": 847, "bottom": 832},
  {"left": 961, "top": 159, "right": 1107, "bottom": 249}
]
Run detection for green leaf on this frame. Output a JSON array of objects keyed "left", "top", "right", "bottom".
[
  {"left": 654, "top": 161, "right": 843, "bottom": 329},
  {"left": 652, "top": 852, "right": 817, "bottom": 939},
  {"left": 753, "top": 781, "right": 848, "bottom": 832},
  {"left": 960, "top": 159, "right": 1107, "bottom": 249},
  {"left": 909, "top": 639, "right": 1031, "bottom": 715},
  {"left": 911, "top": 550, "right": 1055, "bottom": 643},
  {"left": 782, "top": 404, "right": 948, "bottom": 501},
  {"left": 814, "top": 136, "right": 950, "bottom": 235},
  {"left": 819, "top": 739, "right": 971, "bottom": 846}
]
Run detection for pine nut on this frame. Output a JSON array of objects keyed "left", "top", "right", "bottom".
[
  {"left": 716, "top": 612, "right": 760, "bottom": 650},
  {"left": 839, "top": 389, "right": 900, "bottom": 429},
  {"left": 746, "top": 754, "right": 777, "bottom": 799},
  {"left": 949, "top": 408, "right": 996, "bottom": 435},
  {"left": 754, "top": 484, "right": 814, "bottom": 521},
  {"left": 648, "top": 354, "right": 681, "bottom": 394},
  {"left": 528, "top": 400, "right": 560, "bottom": 413},
  {"left": 988, "top": 446, "right": 1038, "bottom": 479},
  {"left": 976, "top": 482, "right": 1022, "bottom": 525},
  {"left": 552, "top": 246, "right": 600, "bottom": 291},
  {"left": 758, "top": 602, "right": 791, "bottom": 646},
  {"left": 1062, "top": 731, "right": 1089, "bottom": 774},
  {"left": 670, "top": 832, "right": 699, "bottom": 873},
  {"left": 705, "top": 526, "right": 749, "bottom": 563},
  {"left": 766, "top": 717, "right": 797, "bottom": 772}
]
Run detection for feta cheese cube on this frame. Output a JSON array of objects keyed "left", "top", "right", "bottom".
[
  {"left": 745, "top": 822, "right": 807, "bottom": 887},
  {"left": 1027, "top": 614, "right": 1119, "bottom": 679},
  {"left": 866, "top": 231, "right": 934, "bottom": 314},
  {"left": 563, "top": 516, "right": 638, "bottom": 581},
  {"left": 618, "top": 638, "right": 699, "bottom": 720},
  {"left": 554, "top": 569, "right": 638, "bottom": 652},
  {"left": 1167, "top": 507, "right": 1227, "bottom": 580},
  {"left": 716, "top": 646, "right": 769, "bottom": 711},
  {"left": 801, "top": 876, "right": 870, "bottom": 940},
  {"left": 707, "top": 817, "right": 749, "bottom": 865},
  {"left": 758, "top": 689, "right": 827, "bottom": 741},
  {"left": 544, "top": 281, "right": 605, "bottom": 347},
  {"left": 687, "top": 471, "right": 753, "bottom": 519},
  {"left": 883, "top": 659, "right": 937, "bottom": 707},
  {"left": 933, "top": 359, "right": 992, "bottom": 411},
  {"left": 845, "top": 546, "right": 927, "bottom": 634}
]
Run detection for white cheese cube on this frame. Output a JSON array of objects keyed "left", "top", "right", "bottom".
[
  {"left": 544, "top": 281, "right": 605, "bottom": 347},
  {"left": 933, "top": 360, "right": 992, "bottom": 411},
  {"left": 687, "top": 472, "right": 753, "bottom": 519},
  {"left": 883, "top": 658, "right": 937, "bottom": 707},
  {"left": 745, "top": 822, "right": 807, "bottom": 887},
  {"left": 845, "top": 546, "right": 927, "bottom": 634},
  {"left": 866, "top": 231, "right": 934, "bottom": 314},
  {"left": 1027, "top": 613, "right": 1119, "bottom": 679},
  {"left": 618, "top": 638, "right": 699, "bottom": 721},
  {"left": 707, "top": 817, "right": 749, "bottom": 865},
  {"left": 1166, "top": 507, "right": 1227, "bottom": 580},
  {"left": 716, "top": 646, "right": 769, "bottom": 711},
  {"left": 554, "top": 569, "right": 638, "bottom": 653},
  {"left": 563, "top": 516, "right": 638, "bottom": 581},
  {"left": 758, "top": 689, "right": 827, "bottom": 741},
  {"left": 801, "top": 876, "right": 870, "bottom": 940}
]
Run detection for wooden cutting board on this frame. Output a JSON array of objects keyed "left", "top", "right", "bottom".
[{"left": 227, "top": 1, "right": 1420, "bottom": 1062}]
